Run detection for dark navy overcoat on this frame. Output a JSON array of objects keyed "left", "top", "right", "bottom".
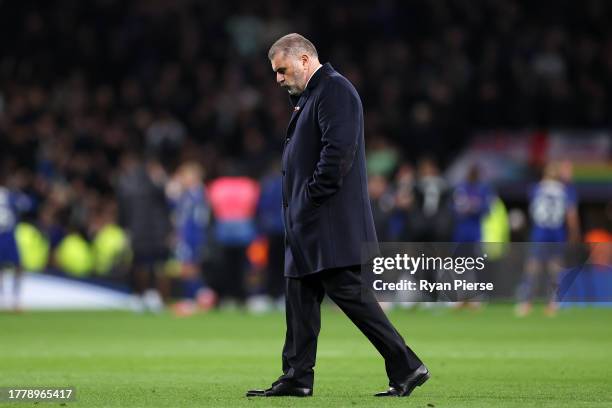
[{"left": 281, "top": 63, "right": 379, "bottom": 278}]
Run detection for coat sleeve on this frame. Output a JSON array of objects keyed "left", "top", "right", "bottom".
[{"left": 307, "top": 79, "right": 360, "bottom": 206}]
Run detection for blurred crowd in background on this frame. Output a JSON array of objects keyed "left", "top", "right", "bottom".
[{"left": 1, "top": 0, "right": 612, "bottom": 312}]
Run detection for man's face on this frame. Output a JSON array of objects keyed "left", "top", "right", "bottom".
[{"left": 270, "top": 53, "right": 308, "bottom": 95}]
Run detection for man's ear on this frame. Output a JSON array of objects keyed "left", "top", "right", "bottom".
[{"left": 301, "top": 54, "right": 309, "bottom": 69}]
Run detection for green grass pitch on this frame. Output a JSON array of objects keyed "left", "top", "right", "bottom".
[{"left": 1, "top": 304, "right": 611, "bottom": 407}]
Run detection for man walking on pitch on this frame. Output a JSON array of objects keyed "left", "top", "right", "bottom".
[{"left": 246, "top": 33, "right": 429, "bottom": 398}]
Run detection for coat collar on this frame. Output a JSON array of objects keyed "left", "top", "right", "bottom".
[
  {"left": 286, "top": 63, "right": 334, "bottom": 137},
  {"left": 289, "top": 62, "right": 333, "bottom": 106},
  {"left": 304, "top": 62, "right": 332, "bottom": 93}
]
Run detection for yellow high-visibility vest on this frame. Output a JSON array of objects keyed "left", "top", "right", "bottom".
[{"left": 15, "top": 223, "right": 49, "bottom": 272}]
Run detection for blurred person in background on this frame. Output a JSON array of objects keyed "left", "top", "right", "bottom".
[
  {"left": 53, "top": 219, "right": 94, "bottom": 278},
  {"left": 90, "top": 199, "right": 130, "bottom": 281},
  {"left": 387, "top": 162, "right": 419, "bottom": 242},
  {"left": 366, "top": 137, "right": 400, "bottom": 179},
  {"left": 167, "top": 162, "right": 216, "bottom": 316},
  {"left": 557, "top": 160, "right": 581, "bottom": 243},
  {"left": 406, "top": 157, "right": 455, "bottom": 306},
  {"left": 377, "top": 165, "right": 419, "bottom": 309},
  {"left": 451, "top": 164, "right": 493, "bottom": 307},
  {"left": 207, "top": 163, "right": 260, "bottom": 308},
  {"left": 255, "top": 160, "right": 285, "bottom": 308},
  {"left": 452, "top": 164, "right": 493, "bottom": 243},
  {"left": 368, "top": 173, "right": 394, "bottom": 242},
  {"left": 0, "top": 174, "right": 33, "bottom": 311},
  {"left": 516, "top": 162, "right": 580, "bottom": 317},
  {"left": 117, "top": 151, "right": 172, "bottom": 313},
  {"left": 146, "top": 110, "right": 187, "bottom": 172},
  {"left": 413, "top": 156, "right": 453, "bottom": 242},
  {"left": 38, "top": 190, "right": 69, "bottom": 255}
]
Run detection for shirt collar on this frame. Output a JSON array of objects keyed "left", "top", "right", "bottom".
[{"left": 304, "top": 64, "right": 323, "bottom": 90}]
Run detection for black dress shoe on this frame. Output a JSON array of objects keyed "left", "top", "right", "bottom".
[
  {"left": 374, "top": 364, "right": 430, "bottom": 397},
  {"left": 246, "top": 382, "right": 313, "bottom": 397}
]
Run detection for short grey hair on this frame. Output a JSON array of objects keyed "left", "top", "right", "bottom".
[{"left": 268, "top": 33, "right": 319, "bottom": 60}]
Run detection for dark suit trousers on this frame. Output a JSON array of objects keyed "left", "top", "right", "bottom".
[{"left": 276, "top": 265, "right": 423, "bottom": 389}]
